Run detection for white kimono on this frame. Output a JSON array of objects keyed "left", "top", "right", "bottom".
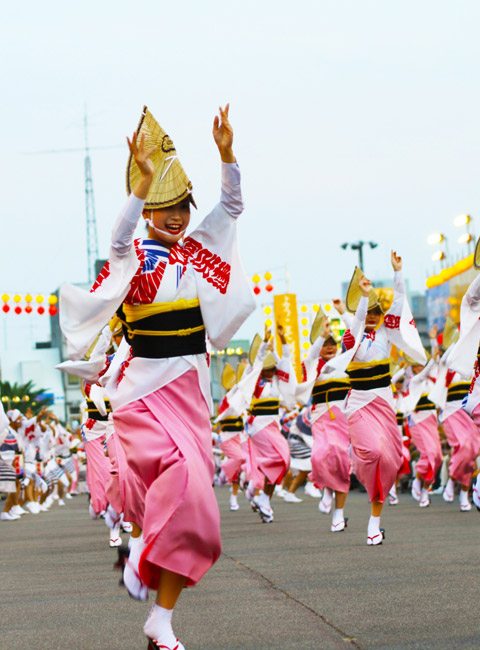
[{"left": 59, "top": 163, "right": 255, "bottom": 412}]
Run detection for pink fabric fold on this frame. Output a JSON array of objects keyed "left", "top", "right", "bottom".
[
  {"left": 309, "top": 406, "right": 351, "bottom": 493},
  {"left": 409, "top": 413, "right": 442, "bottom": 483},
  {"left": 220, "top": 435, "right": 246, "bottom": 483},
  {"left": 348, "top": 397, "right": 403, "bottom": 503},
  {"left": 114, "top": 370, "right": 221, "bottom": 589},
  {"left": 443, "top": 409, "right": 480, "bottom": 486},
  {"left": 85, "top": 435, "right": 110, "bottom": 514},
  {"left": 247, "top": 421, "right": 290, "bottom": 489}
]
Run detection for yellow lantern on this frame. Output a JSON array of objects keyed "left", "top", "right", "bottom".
[
  {"left": 264, "top": 272, "right": 272, "bottom": 281},
  {"left": 313, "top": 304, "right": 320, "bottom": 312},
  {"left": 301, "top": 317, "right": 308, "bottom": 325},
  {"left": 1, "top": 294, "right": 9, "bottom": 303},
  {"left": 263, "top": 306, "right": 272, "bottom": 315},
  {"left": 303, "top": 342, "right": 310, "bottom": 350},
  {"left": 36, "top": 295, "right": 44, "bottom": 304},
  {"left": 252, "top": 274, "right": 261, "bottom": 284},
  {"left": 265, "top": 318, "right": 273, "bottom": 327},
  {"left": 324, "top": 304, "right": 332, "bottom": 312},
  {"left": 301, "top": 305, "right": 308, "bottom": 313},
  {"left": 25, "top": 294, "right": 33, "bottom": 303},
  {"left": 13, "top": 294, "right": 22, "bottom": 303},
  {"left": 302, "top": 329, "right": 309, "bottom": 337},
  {"left": 48, "top": 295, "right": 58, "bottom": 305}
]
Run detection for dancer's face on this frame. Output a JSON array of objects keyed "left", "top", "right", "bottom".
[
  {"left": 365, "top": 307, "right": 382, "bottom": 331},
  {"left": 411, "top": 364, "right": 424, "bottom": 375},
  {"left": 143, "top": 197, "right": 191, "bottom": 247},
  {"left": 261, "top": 368, "right": 276, "bottom": 381},
  {"left": 320, "top": 338, "right": 337, "bottom": 361}
]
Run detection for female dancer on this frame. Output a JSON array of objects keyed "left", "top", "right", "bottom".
[
  {"left": 60, "top": 105, "right": 254, "bottom": 649},
  {"left": 343, "top": 252, "right": 426, "bottom": 545},
  {"left": 297, "top": 280, "right": 369, "bottom": 531}
]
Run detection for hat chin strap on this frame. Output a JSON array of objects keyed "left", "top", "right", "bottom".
[{"left": 147, "top": 212, "right": 187, "bottom": 241}]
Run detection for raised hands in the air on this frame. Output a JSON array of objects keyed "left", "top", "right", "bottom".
[{"left": 213, "top": 104, "right": 235, "bottom": 163}]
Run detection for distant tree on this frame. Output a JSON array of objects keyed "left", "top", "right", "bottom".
[{"left": 0, "top": 380, "right": 52, "bottom": 414}]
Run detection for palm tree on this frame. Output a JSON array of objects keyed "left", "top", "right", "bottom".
[{"left": 0, "top": 380, "right": 52, "bottom": 414}]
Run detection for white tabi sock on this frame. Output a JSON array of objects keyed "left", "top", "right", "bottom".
[
  {"left": 446, "top": 477, "right": 455, "bottom": 496},
  {"left": 124, "top": 533, "right": 148, "bottom": 601},
  {"left": 332, "top": 508, "right": 344, "bottom": 527},
  {"left": 322, "top": 487, "right": 333, "bottom": 506},
  {"left": 459, "top": 489, "right": 469, "bottom": 506},
  {"left": 143, "top": 605, "right": 176, "bottom": 647},
  {"left": 258, "top": 492, "right": 270, "bottom": 508},
  {"left": 368, "top": 515, "right": 381, "bottom": 537}
]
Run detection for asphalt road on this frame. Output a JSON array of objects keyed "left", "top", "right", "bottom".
[{"left": 1, "top": 488, "right": 479, "bottom": 650}]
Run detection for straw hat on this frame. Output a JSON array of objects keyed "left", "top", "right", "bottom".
[
  {"left": 474, "top": 237, "right": 480, "bottom": 269},
  {"left": 126, "top": 106, "right": 196, "bottom": 209},
  {"left": 248, "top": 334, "right": 276, "bottom": 370},
  {"left": 236, "top": 361, "right": 247, "bottom": 383},
  {"left": 310, "top": 307, "right": 339, "bottom": 345},
  {"left": 402, "top": 349, "right": 430, "bottom": 367},
  {"left": 345, "top": 267, "right": 381, "bottom": 313},
  {"left": 221, "top": 363, "right": 236, "bottom": 391},
  {"left": 309, "top": 306, "right": 326, "bottom": 344},
  {"left": 442, "top": 316, "right": 459, "bottom": 349}
]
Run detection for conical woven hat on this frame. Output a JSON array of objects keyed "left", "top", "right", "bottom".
[
  {"left": 402, "top": 349, "right": 429, "bottom": 366},
  {"left": 443, "top": 316, "right": 459, "bottom": 349},
  {"left": 248, "top": 334, "right": 262, "bottom": 366},
  {"left": 310, "top": 307, "right": 326, "bottom": 344},
  {"left": 248, "top": 334, "right": 277, "bottom": 370},
  {"left": 126, "top": 106, "right": 195, "bottom": 209},
  {"left": 236, "top": 361, "right": 247, "bottom": 383},
  {"left": 474, "top": 237, "right": 480, "bottom": 269},
  {"left": 345, "top": 267, "right": 380, "bottom": 313},
  {"left": 263, "top": 352, "right": 277, "bottom": 370},
  {"left": 221, "top": 363, "right": 236, "bottom": 391}
]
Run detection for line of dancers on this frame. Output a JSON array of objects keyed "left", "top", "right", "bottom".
[{"left": 8, "top": 103, "right": 480, "bottom": 650}]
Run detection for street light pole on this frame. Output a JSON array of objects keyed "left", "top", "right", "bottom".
[{"left": 340, "top": 241, "right": 378, "bottom": 272}]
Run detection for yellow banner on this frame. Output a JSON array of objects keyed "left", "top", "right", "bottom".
[{"left": 273, "top": 293, "right": 302, "bottom": 382}]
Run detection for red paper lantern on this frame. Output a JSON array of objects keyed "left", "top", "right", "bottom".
[
  {"left": 49, "top": 305, "right": 58, "bottom": 316},
  {"left": 265, "top": 284, "right": 274, "bottom": 292},
  {"left": 37, "top": 306, "right": 45, "bottom": 315},
  {"left": 437, "top": 333, "right": 443, "bottom": 346},
  {"left": 14, "top": 306, "right": 22, "bottom": 314},
  {"left": 253, "top": 286, "right": 261, "bottom": 295},
  {"left": 25, "top": 305, "right": 33, "bottom": 314},
  {"left": 2, "top": 304, "right": 9, "bottom": 313}
]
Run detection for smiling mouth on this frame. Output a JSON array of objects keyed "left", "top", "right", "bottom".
[{"left": 165, "top": 224, "right": 182, "bottom": 233}]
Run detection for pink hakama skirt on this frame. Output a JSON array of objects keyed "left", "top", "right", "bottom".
[
  {"left": 220, "top": 435, "right": 246, "bottom": 483},
  {"left": 85, "top": 435, "right": 110, "bottom": 514},
  {"left": 409, "top": 413, "right": 442, "bottom": 484},
  {"left": 71, "top": 456, "right": 79, "bottom": 492},
  {"left": 442, "top": 409, "right": 480, "bottom": 486},
  {"left": 309, "top": 406, "right": 351, "bottom": 493},
  {"left": 114, "top": 370, "right": 221, "bottom": 589},
  {"left": 106, "top": 432, "right": 145, "bottom": 523},
  {"left": 247, "top": 421, "right": 290, "bottom": 489},
  {"left": 347, "top": 397, "right": 403, "bottom": 503}
]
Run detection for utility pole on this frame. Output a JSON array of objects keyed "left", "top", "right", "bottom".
[{"left": 84, "top": 109, "right": 99, "bottom": 283}]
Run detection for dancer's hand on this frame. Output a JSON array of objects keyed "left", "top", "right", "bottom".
[
  {"left": 213, "top": 104, "right": 235, "bottom": 163},
  {"left": 127, "top": 132, "right": 157, "bottom": 177},
  {"left": 428, "top": 324, "right": 438, "bottom": 340},
  {"left": 277, "top": 323, "right": 287, "bottom": 345},
  {"left": 320, "top": 317, "right": 331, "bottom": 339},
  {"left": 391, "top": 250, "right": 402, "bottom": 272},
  {"left": 264, "top": 324, "right": 272, "bottom": 342},
  {"left": 359, "top": 275, "right": 372, "bottom": 297},
  {"left": 332, "top": 299, "right": 346, "bottom": 314}
]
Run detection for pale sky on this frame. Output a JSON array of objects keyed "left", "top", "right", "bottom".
[{"left": 2, "top": 0, "right": 480, "bottom": 314}]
